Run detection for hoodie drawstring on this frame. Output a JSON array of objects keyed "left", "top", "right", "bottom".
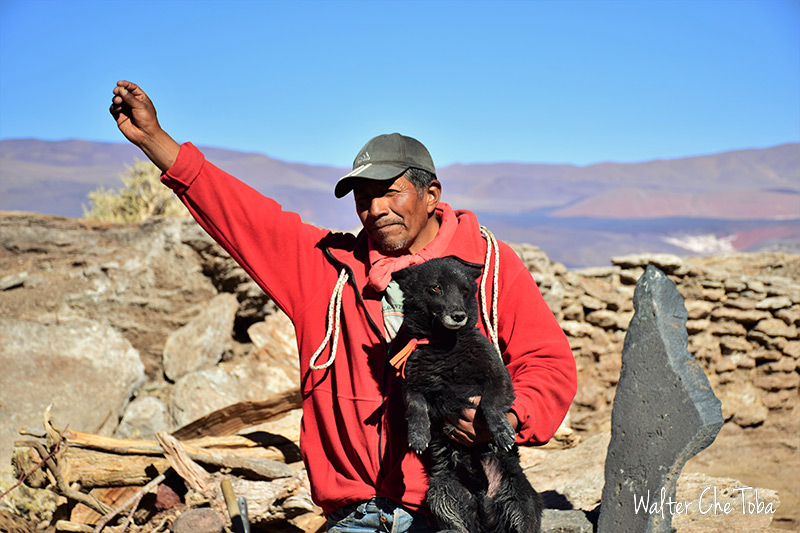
[{"left": 310, "top": 227, "right": 502, "bottom": 370}]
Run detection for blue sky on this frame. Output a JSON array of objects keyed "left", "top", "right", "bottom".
[{"left": 1, "top": 0, "right": 798, "bottom": 167}]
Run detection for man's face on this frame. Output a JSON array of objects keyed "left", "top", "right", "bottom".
[{"left": 353, "top": 175, "right": 440, "bottom": 254}]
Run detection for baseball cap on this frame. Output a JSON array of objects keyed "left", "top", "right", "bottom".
[{"left": 334, "top": 133, "right": 436, "bottom": 198}]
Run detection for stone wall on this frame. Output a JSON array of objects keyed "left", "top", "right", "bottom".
[{"left": 509, "top": 244, "right": 800, "bottom": 433}]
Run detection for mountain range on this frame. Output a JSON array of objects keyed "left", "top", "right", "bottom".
[{"left": 1, "top": 139, "right": 798, "bottom": 267}]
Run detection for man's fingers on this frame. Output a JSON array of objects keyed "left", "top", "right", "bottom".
[
  {"left": 116, "top": 80, "right": 142, "bottom": 95},
  {"left": 113, "top": 81, "right": 150, "bottom": 107},
  {"left": 445, "top": 424, "right": 468, "bottom": 444},
  {"left": 114, "top": 85, "right": 138, "bottom": 106}
]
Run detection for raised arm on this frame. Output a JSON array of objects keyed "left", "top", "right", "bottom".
[{"left": 109, "top": 80, "right": 180, "bottom": 172}]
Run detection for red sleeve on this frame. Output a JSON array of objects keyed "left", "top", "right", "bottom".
[
  {"left": 161, "top": 142, "right": 335, "bottom": 319},
  {"left": 495, "top": 244, "right": 577, "bottom": 445}
]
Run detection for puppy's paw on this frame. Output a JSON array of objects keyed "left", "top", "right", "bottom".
[
  {"left": 493, "top": 424, "right": 517, "bottom": 451},
  {"left": 408, "top": 429, "right": 431, "bottom": 454}
]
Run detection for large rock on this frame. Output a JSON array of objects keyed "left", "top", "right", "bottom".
[
  {"left": 0, "top": 318, "right": 145, "bottom": 470},
  {"left": 114, "top": 395, "right": 171, "bottom": 439},
  {"left": 162, "top": 292, "right": 239, "bottom": 381},
  {"left": 169, "top": 360, "right": 296, "bottom": 428},
  {"left": 247, "top": 310, "right": 301, "bottom": 383},
  {"left": 541, "top": 509, "right": 594, "bottom": 532},
  {"left": 672, "top": 473, "right": 780, "bottom": 532},
  {"left": 598, "top": 266, "right": 724, "bottom": 532},
  {"left": 169, "top": 368, "right": 240, "bottom": 428},
  {"left": 526, "top": 433, "right": 609, "bottom": 511}
]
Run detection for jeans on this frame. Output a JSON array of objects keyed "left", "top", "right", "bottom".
[{"left": 326, "top": 497, "right": 439, "bottom": 532}]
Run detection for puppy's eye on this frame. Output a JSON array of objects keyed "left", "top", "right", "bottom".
[
  {"left": 429, "top": 285, "right": 442, "bottom": 295},
  {"left": 461, "top": 288, "right": 469, "bottom": 295}
]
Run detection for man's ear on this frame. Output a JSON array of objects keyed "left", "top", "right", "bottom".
[{"left": 425, "top": 180, "right": 442, "bottom": 214}]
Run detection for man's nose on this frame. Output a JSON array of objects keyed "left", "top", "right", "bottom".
[{"left": 368, "top": 196, "right": 390, "bottom": 217}]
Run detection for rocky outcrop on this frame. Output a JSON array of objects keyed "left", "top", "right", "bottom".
[{"left": 1, "top": 213, "right": 797, "bottom": 530}]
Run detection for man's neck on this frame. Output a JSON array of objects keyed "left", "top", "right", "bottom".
[{"left": 407, "top": 215, "right": 441, "bottom": 255}]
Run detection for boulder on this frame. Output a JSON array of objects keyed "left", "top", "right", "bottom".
[
  {"left": 248, "top": 310, "right": 301, "bottom": 383},
  {"left": 162, "top": 293, "right": 239, "bottom": 381},
  {"left": 114, "top": 395, "right": 171, "bottom": 439},
  {"left": 170, "top": 361, "right": 296, "bottom": 429},
  {"left": 673, "top": 473, "right": 780, "bottom": 532},
  {"left": 526, "top": 433, "right": 610, "bottom": 512},
  {"left": 0, "top": 318, "right": 145, "bottom": 470}
]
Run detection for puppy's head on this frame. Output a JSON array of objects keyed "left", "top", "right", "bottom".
[{"left": 392, "top": 257, "right": 482, "bottom": 336}]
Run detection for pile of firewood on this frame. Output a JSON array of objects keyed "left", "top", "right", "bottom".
[{"left": 6, "top": 389, "right": 325, "bottom": 533}]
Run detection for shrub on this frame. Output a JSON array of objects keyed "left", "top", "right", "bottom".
[{"left": 83, "top": 159, "right": 186, "bottom": 222}]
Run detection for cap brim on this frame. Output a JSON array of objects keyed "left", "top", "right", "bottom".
[{"left": 334, "top": 163, "right": 409, "bottom": 198}]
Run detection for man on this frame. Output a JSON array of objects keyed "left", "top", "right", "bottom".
[{"left": 110, "top": 80, "right": 577, "bottom": 531}]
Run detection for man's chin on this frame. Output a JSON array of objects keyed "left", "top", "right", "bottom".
[{"left": 370, "top": 232, "right": 409, "bottom": 253}]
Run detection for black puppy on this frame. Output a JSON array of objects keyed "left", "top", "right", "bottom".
[{"left": 391, "top": 257, "right": 542, "bottom": 533}]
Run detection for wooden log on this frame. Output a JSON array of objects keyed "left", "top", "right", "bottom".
[
  {"left": 228, "top": 474, "right": 315, "bottom": 526},
  {"left": 13, "top": 445, "right": 168, "bottom": 488},
  {"left": 13, "top": 430, "right": 294, "bottom": 490},
  {"left": 64, "top": 448, "right": 170, "bottom": 487},
  {"left": 62, "top": 430, "right": 295, "bottom": 481},
  {"left": 62, "top": 430, "right": 295, "bottom": 462}
]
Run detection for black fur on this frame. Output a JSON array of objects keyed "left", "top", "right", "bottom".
[{"left": 392, "top": 257, "right": 543, "bottom": 533}]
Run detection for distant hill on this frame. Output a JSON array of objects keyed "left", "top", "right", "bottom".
[{"left": 1, "top": 139, "right": 798, "bottom": 267}]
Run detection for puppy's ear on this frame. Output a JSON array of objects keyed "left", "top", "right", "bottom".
[
  {"left": 461, "top": 264, "right": 483, "bottom": 281},
  {"left": 444, "top": 256, "right": 483, "bottom": 281},
  {"left": 392, "top": 267, "right": 413, "bottom": 284}
]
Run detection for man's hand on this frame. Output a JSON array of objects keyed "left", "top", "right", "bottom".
[
  {"left": 445, "top": 396, "right": 519, "bottom": 447},
  {"left": 109, "top": 80, "right": 180, "bottom": 172}
]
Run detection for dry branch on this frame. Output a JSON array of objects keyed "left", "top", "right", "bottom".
[
  {"left": 18, "top": 439, "right": 112, "bottom": 516},
  {"left": 155, "top": 432, "right": 211, "bottom": 493}
]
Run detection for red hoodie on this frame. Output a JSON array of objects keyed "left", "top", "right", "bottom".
[{"left": 162, "top": 143, "right": 577, "bottom": 515}]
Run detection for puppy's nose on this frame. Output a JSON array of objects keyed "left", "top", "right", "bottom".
[
  {"left": 450, "top": 311, "right": 467, "bottom": 324},
  {"left": 442, "top": 311, "right": 468, "bottom": 330}
]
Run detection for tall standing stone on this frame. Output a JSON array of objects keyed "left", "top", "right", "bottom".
[{"left": 598, "top": 265, "right": 723, "bottom": 532}]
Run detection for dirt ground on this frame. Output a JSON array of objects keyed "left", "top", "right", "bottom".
[{"left": 682, "top": 405, "right": 800, "bottom": 530}]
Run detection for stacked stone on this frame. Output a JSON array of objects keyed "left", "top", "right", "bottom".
[{"left": 509, "top": 244, "right": 800, "bottom": 432}]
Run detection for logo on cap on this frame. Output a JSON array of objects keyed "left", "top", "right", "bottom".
[{"left": 355, "top": 151, "right": 371, "bottom": 166}]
